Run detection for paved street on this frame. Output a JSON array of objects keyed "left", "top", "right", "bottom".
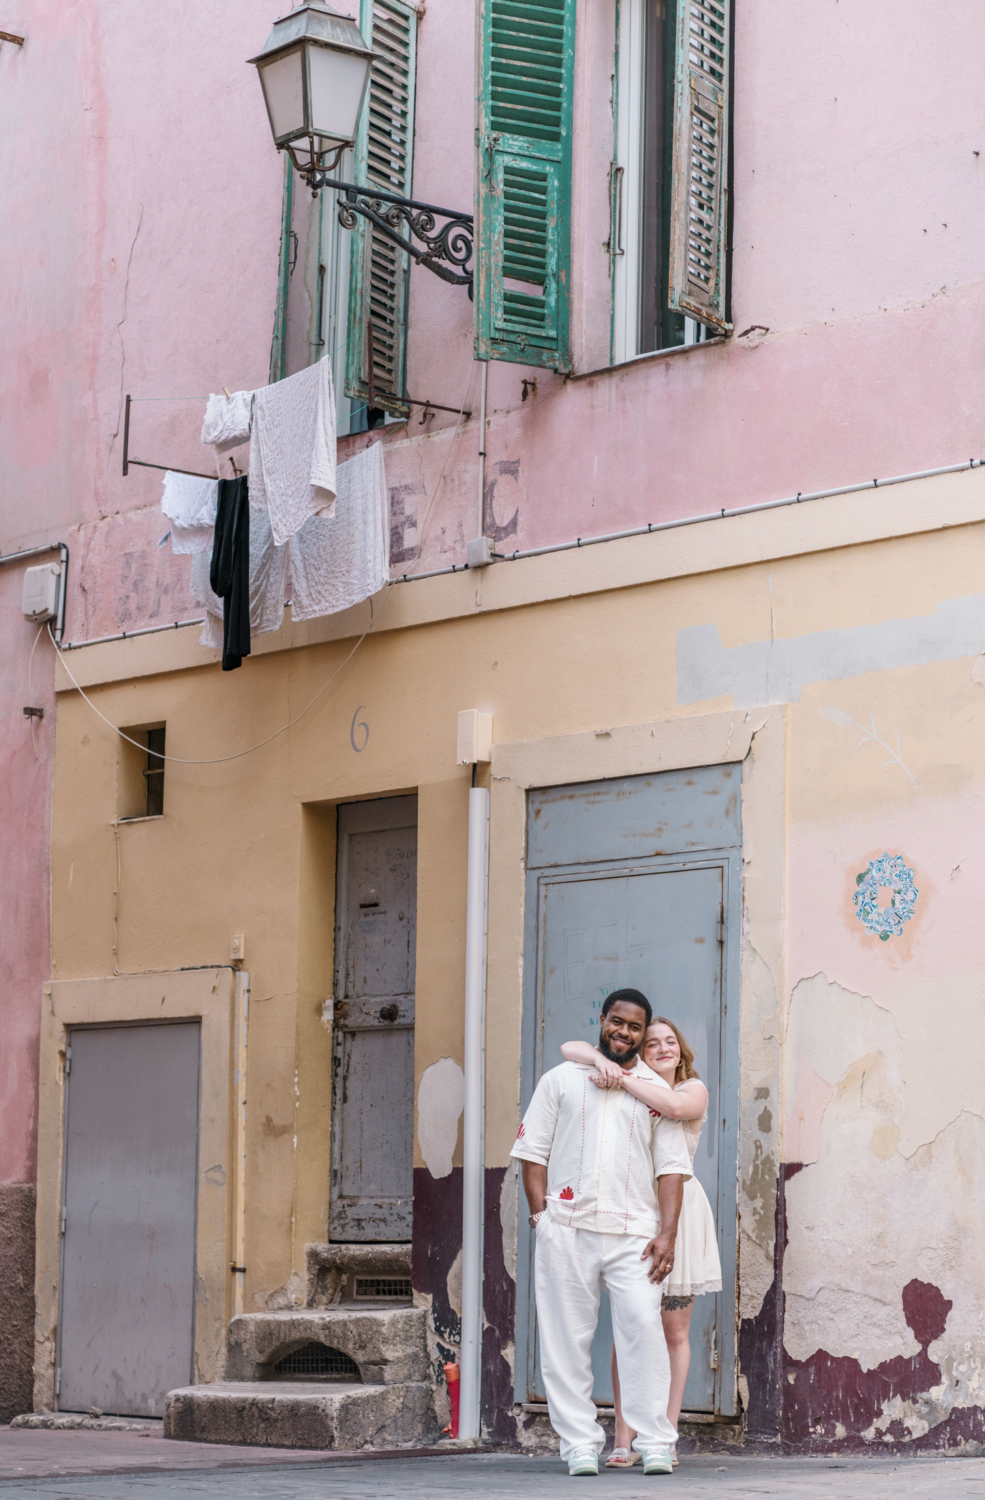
[{"left": 1, "top": 1432, "right": 984, "bottom": 1500}]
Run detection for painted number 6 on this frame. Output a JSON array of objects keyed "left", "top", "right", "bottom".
[{"left": 350, "top": 706, "right": 369, "bottom": 753}]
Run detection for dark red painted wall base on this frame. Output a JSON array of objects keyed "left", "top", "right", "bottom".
[
  {"left": 412, "top": 1165, "right": 518, "bottom": 1444},
  {"left": 738, "top": 1162, "right": 978, "bottom": 1453}
]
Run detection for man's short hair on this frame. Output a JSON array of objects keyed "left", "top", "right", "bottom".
[{"left": 601, "top": 988, "right": 653, "bottom": 1028}]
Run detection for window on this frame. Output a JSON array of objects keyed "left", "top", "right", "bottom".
[
  {"left": 118, "top": 724, "right": 165, "bottom": 821},
  {"left": 344, "top": 0, "right": 419, "bottom": 427},
  {"left": 613, "top": 0, "right": 731, "bottom": 362},
  {"left": 270, "top": 158, "right": 356, "bottom": 436}
]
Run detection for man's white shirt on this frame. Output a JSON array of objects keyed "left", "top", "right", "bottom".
[{"left": 510, "top": 1059, "right": 692, "bottom": 1237}]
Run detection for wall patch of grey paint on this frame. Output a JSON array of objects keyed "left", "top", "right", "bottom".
[
  {"left": 676, "top": 593, "right": 985, "bottom": 706},
  {"left": 417, "top": 1057, "right": 465, "bottom": 1179}
]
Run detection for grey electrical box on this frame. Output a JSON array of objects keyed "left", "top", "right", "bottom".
[{"left": 22, "top": 563, "right": 61, "bottom": 623}]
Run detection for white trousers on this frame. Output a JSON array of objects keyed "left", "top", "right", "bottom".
[{"left": 534, "top": 1218, "right": 677, "bottom": 1460}]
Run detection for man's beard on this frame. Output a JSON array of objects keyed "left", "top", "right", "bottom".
[{"left": 598, "top": 1033, "right": 642, "bottom": 1065}]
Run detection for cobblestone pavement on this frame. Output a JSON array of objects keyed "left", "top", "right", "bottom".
[{"left": 2, "top": 1433, "right": 985, "bottom": 1500}]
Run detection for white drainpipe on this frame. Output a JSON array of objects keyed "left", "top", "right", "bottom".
[{"left": 459, "top": 782, "right": 490, "bottom": 1441}]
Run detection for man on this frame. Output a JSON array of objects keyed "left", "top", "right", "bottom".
[{"left": 511, "top": 988, "right": 690, "bottom": 1477}]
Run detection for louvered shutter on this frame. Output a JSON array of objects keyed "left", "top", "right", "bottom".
[
  {"left": 668, "top": 0, "right": 731, "bottom": 331},
  {"left": 475, "top": 0, "right": 575, "bottom": 371},
  {"left": 344, "top": 0, "right": 417, "bottom": 417}
]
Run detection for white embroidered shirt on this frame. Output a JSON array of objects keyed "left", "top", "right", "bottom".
[{"left": 510, "top": 1059, "right": 692, "bottom": 1236}]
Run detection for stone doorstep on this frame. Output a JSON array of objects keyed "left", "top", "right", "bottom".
[
  {"left": 10, "top": 1413, "right": 161, "bottom": 1432},
  {"left": 227, "top": 1306, "right": 428, "bottom": 1384},
  {"left": 163, "top": 1380, "right": 439, "bottom": 1451},
  {"left": 305, "top": 1242, "right": 411, "bottom": 1308}
]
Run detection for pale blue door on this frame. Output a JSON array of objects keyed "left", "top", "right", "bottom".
[{"left": 517, "top": 766, "right": 740, "bottom": 1417}]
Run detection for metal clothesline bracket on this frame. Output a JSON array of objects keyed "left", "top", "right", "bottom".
[{"left": 122, "top": 394, "right": 217, "bottom": 482}]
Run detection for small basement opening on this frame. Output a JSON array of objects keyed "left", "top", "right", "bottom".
[{"left": 272, "top": 1343, "right": 362, "bottom": 1381}]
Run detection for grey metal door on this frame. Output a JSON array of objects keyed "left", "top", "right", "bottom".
[
  {"left": 517, "top": 767, "right": 740, "bottom": 1416},
  {"left": 331, "top": 796, "right": 417, "bottom": 1241},
  {"left": 58, "top": 1022, "right": 201, "bottom": 1417}
]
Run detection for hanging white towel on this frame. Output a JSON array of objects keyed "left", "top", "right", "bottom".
[
  {"left": 190, "top": 505, "right": 290, "bottom": 649},
  {"left": 289, "top": 441, "right": 389, "bottom": 621},
  {"left": 250, "top": 357, "right": 337, "bottom": 546},
  {"left": 161, "top": 472, "right": 218, "bottom": 555},
  {"left": 201, "top": 390, "right": 254, "bottom": 453}
]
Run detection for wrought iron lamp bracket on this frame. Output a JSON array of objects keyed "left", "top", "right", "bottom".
[{"left": 304, "top": 173, "right": 474, "bottom": 293}]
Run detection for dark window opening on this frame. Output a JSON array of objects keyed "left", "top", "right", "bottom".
[
  {"left": 640, "top": 0, "right": 688, "bottom": 354},
  {"left": 145, "top": 726, "right": 166, "bottom": 817},
  {"left": 273, "top": 1342, "right": 362, "bottom": 1381}
]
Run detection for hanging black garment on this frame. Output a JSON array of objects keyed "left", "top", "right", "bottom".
[{"left": 210, "top": 475, "right": 251, "bottom": 671}]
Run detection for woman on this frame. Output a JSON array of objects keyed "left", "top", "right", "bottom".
[{"left": 560, "top": 1018, "right": 721, "bottom": 1468}]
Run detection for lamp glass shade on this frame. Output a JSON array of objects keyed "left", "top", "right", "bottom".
[
  {"left": 306, "top": 43, "right": 371, "bottom": 146},
  {"left": 257, "top": 47, "right": 306, "bottom": 144}
]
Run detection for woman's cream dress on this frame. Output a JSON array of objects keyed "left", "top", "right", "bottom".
[{"left": 662, "top": 1083, "right": 722, "bottom": 1299}]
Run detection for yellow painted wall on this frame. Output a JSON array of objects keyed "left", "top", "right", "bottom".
[{"left": 46, "top": 480, "right": 985, "bottom": 1437}]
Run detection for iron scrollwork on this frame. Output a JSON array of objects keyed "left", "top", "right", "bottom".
[{"left": 309, "top": 175, "right": 473, "bottom": 293}]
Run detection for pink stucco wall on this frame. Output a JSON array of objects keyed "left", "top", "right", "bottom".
[{"left": 3, "top": 0, "right": 985, "bottom": 1161}]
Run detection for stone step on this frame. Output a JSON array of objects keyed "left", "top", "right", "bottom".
[
  {"left": 163, "top": 1380, "right": 437, "bottom": 1450},
  {"left": 226, "top": 1306, "right": 428, "bottom": 1384}
]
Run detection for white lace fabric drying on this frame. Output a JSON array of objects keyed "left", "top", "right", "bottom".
[
  {"left": 290, "top": 441, "right": 389, "bottom": 621},
  {"left": 250, "top": 357, "right": 337, "bottom": 545},
  {"left": 161, "top": 472, "right": 218, "bottom": 555},
  {"left": 201, "top": 390, "right": 253, "bottom": 454}
]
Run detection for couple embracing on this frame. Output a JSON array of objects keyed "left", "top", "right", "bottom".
[{"left": 511, "top": 988, "right": 721, "bottom": 1477}]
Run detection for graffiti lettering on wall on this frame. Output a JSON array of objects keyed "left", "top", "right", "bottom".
[
  {"left": 853, "top": 854, "right": 918, "bottom": 941},
  {"left": 819, "top": 708, "right": 917, "bottom": 787}
]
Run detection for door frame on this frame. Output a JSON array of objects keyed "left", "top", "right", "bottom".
[
  {"left": 55, "top": 1018, "right": 202, "bottom": 1414},
  {"left": 514, "top": 843, "right": 742, "bottom": 1416},
  {"left": 34, "top": 970, "right": 240, "bottom": 1413},
  {"left": 331, "top": 795, "right": 418, "bottom": 1241}
]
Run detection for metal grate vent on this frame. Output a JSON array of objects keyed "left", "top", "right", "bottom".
[
  {"left": 353, "top": 1276, "right": 413, "bottom": 1300},
  {"left": 273, "top": 1342, "right": 361, "bottom": 1381}
]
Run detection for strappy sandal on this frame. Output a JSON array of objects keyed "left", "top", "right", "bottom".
[{"left": 604, "top": 1448, "right": 640, "bottom": 1468}]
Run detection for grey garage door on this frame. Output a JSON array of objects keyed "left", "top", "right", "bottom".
[{"left": 58, "top": 1022, "right": 201, "bottom": 1416}]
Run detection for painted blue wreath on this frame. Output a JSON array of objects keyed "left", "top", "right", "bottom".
[{"left": 853, "top": 854, "right": 918, "bottom": 941}]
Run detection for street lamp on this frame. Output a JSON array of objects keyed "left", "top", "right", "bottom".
[
  {"left": 249, "top": 1, "right": 374, "bottom": 178},
  {"left": 250, "top": 3, "right": 475, "bottom": 291}
]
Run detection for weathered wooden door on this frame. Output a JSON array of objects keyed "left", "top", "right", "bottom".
[
  {"left": 331, "top": 796, "right": 417, "bottom": 1241},
  {"left": 516, "top": 766, "right": 740, "bottom": 1416},
  {"left": 58, "top": 1022, "right": 200, "bottom": 1416}
]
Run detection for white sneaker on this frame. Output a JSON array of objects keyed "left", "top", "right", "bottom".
[
  {"left": 568, "top": 1446, "right": 600, "bottom": 1476},
  {"left": 642, "top": 1447, "right": 673, "bottom": 1475}
]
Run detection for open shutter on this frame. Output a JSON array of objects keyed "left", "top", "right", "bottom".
[
  {"left": 668, "top": 0, "right": 731, "bottom": 331},
  {"left": 475, "top": 0, "right": 575, "bottom": 371},
  {"left": 345, "top": 0, "right": 417, "bottom": 418}
]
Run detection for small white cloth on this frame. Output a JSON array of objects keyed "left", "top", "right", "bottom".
[
  {"left": 289, "top": 441, "right": 389, "bottom": 621},
  {"left": 190, "top": 506, "right": 289, "bottom": 649},
  {"left": 201, "top": 390, "right": 253, "bottom": 453},
  {"left": 161, "top": 472, "right": 217, "bottom": 555},
  {"left": 511, "top": 1060, "right": 692, "bottom": 1238},
  {"left": 250, "top": 357, "right": 337, "bottom": 545}
]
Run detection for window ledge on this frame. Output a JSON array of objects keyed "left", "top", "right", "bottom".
[
  {"left": 569, "top": 335, "right": 727, "bottom": 383},
  {"left": 116, "top": 815, "right": 164, "bottom": 824}
]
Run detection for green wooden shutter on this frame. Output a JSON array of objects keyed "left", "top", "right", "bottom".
[
  {"left": 668, "top": 0, "right": 731, "bottom": 331},
  {"left": 344, "top": 0, "right": 418, "bottom": 418},
  {"left": 475, "top": 0, "right": 575, "bottom": 371}
]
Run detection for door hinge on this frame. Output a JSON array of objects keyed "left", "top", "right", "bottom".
[
  {"left": 60, "top": 1207, "right": 67, "bottom": 1236},
  {"left": 710, "top": 1329, "right": 719, "bottom": 1371},
  {"left": 55, "top": 1367, "right": 61, "bottom": 1396},
  {"left": 716, "top": 903, "right": 725, "bottom": 943}
]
